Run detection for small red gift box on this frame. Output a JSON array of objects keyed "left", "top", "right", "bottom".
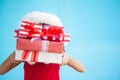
[
  {"left": 15, "top": 21, "right": 70, "bottom": 42},
  {"left": 16, "top": 38, "right": 64, "bottom": 53}
]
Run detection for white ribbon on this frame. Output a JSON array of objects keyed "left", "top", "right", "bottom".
[{"left": 41, "top": 40, "right": 49, "bottom": 52}]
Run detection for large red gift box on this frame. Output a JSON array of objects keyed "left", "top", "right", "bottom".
[{"left": 16, "top": 38, "right": 64, "bottom": 53}]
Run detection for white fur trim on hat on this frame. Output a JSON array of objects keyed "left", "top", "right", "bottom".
[{"left": 21, "top": 11, "right": 63, "bottom": 26}]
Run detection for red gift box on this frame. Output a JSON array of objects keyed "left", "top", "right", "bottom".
[
  {"left": 16, "top": 38, "right": 64, "bottom": 53},
  {"left": 15, "top": 21, "right": 70, "bottom": 42}
]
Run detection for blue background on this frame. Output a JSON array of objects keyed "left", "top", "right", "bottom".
[{"left": 0, "top": 0, "right": 120, "bottom": 80}]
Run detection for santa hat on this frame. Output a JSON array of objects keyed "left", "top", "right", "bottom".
[{"left": 21, "top": 11, "right": 63, "bottom": 27}]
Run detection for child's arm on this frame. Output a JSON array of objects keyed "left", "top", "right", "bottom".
[
  {"left": 68, "top": 57, "right": 85, "bottom": 72},
  {"left": 0, "top": 51, "right": 22, "bottom": 75},
  {"left": 61, "top": 52, "right": 85, "bottom": 72}
]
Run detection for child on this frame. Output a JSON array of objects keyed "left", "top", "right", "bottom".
[{"left": 0, "top": 11, "right": 85, "bottom": 80}]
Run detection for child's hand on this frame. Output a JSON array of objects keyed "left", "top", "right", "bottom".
[
  {"left": 60, "top": 52, "right": 85, "bottom": 72},
  {"left": 9, "top": 51, "right": 21, "bottom": 64},
  {"left": 60, "top": 52, "right": 70, "bottom": 66}
]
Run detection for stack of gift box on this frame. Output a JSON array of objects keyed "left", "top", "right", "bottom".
[{"left": 14, "top": 21, "right": 70, "bottom": 64}]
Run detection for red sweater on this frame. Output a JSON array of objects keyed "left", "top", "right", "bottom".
[{"left": 24, "top": 62, "right": 60, "bottom": 80}]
